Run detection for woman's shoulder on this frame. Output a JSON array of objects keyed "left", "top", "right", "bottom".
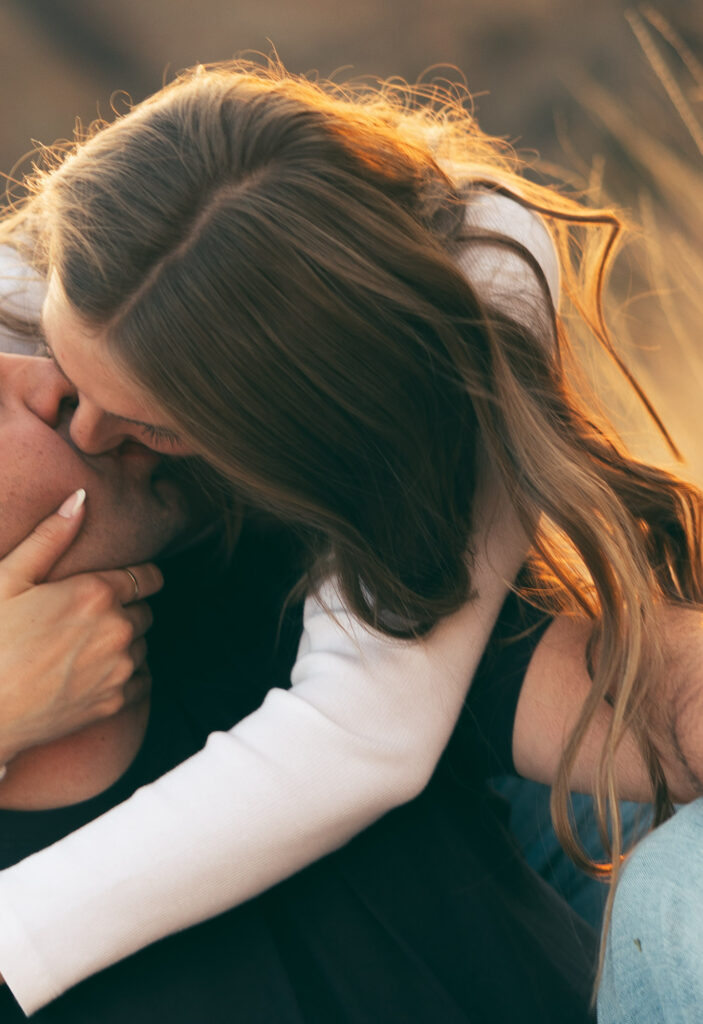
[
  {"left": 453, "top": 186, "right": 560, "bottom": 338},
  {"left": 0, "top": 244, "right": 45, "bottom": 355}
]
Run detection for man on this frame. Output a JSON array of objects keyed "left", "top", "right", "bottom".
[
  {"left": 0, "top": 262, "right": 598, "bottom": 1021},
  {"left": 0, "top": 346, "right": 191, "bottom": 810}
]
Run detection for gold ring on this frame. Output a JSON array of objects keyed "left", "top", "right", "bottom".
[{"left": 123, "top": 568, "right": 140, "bottom": 603}]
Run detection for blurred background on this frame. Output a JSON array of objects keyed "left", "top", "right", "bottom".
[{"left": 1, "top": 0, "right": 701, "bottom": 474}]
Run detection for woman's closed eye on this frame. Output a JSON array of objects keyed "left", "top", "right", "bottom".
[{"left": 139, "top": 422, "right": 182, "bottom": 448}]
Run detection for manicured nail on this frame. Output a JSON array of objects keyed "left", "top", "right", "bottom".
[{"left": 58, "top": 488, "right": 86, "bottom": 519}]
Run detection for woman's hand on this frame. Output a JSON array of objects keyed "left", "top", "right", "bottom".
[{"left": 0, "top": 489, "right": 163, "bottom": 766}]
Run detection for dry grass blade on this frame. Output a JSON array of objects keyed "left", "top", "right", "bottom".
[
  {"left": 569, "top": 12, "right": 703, "bottom": 481},
  {"left": 640, "top": 5, "right": 703, "bottom": 93},
  {"left": 571, "top": 74, "right": 703, "bottom": 233},
  {"left": 636, "top": 190, "right": 703, "bottom": 390},
  {"left": 625, "top": 9, "right": 703, "bottom": 156}
]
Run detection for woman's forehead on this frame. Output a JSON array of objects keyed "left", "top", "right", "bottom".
[{"left": 41, "top": 274, "right": 168, "bottom": 427}]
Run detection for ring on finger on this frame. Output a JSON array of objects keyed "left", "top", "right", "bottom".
[{"left": 123, "top": 568, "right": 140, "bottom": 603}]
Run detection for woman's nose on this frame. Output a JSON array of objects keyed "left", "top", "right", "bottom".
[{"left": 68, "top": 398, "right": 125, "bottom": 454}]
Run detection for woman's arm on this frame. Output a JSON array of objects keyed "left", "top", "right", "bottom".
[
  {"left": 513, "top": 607, "right": 703, "bottom": 803},
  {"left": 0, "top": 194, "right": 554, "bottom": 1015}
]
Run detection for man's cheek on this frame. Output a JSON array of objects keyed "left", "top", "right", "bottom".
[
  {"left": 0, "top": 434, "right": 91, "bottom": 559},
  {"left": 0, "top": 477, "right": 80, "bottom": 559},
  {"left": 49, "top": 500, "right": 189, "bottom": 580}
]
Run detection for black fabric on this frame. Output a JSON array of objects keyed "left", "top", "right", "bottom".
[
  {"left": 0, "top": 526, "right": 596, "bottom": 1022},
  {"left": 448, "top": 587, "right": 553, "bottom": 779}
]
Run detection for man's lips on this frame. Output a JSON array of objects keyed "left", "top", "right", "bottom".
[
  {"left": 111, "top": 439, "right": 162, "bottom": 470},
  {"left": 49, "top": 406, "right": 193, "bottom": 524}
]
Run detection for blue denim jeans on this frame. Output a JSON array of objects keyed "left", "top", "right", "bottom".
[
  {"left": 493, "top": 775, "right": 703, "bottom": 1021},
  {"left": 598, "top": 799, "right": 703, "bottom": 1023},
  {"left": 493, "top": 775, "right": 647, "bottom": 931}
]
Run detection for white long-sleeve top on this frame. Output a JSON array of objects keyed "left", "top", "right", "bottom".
[{"left": 0, "top": 190, "right": 559, "bottom": 1016}]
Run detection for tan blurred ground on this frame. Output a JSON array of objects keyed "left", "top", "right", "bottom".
[
  {"left": 1, "top": 0, "right": 702, "bottom": 475},
  {"left": 1, "top": 0, "right": 700, "bottom": 173}
]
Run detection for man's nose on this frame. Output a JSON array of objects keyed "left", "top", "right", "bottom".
[
  {"left": 24, "top": 358, "right": 77, "bottom": 427},
  {"left": 69, "top": 398, "right": 125, "bottom": 454}
]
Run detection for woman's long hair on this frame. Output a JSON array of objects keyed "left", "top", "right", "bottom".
[{"left": 3, "top": 58, "right": 703, "bottom": 971}]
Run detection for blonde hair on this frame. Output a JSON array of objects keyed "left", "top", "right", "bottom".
[{"left": 4, "top": 58, "right": 703, "bottom": 978}]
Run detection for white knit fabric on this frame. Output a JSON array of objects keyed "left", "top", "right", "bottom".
[
  {"left": 0, "top": 194, "right": 558, "bottom": 1016},
  {"left": 0, "top": 247, "right": 45, "bottom": 356}
]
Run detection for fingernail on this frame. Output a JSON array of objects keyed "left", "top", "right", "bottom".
[{"left": 58, "top": 488, "right": 87, "bottom": 519}]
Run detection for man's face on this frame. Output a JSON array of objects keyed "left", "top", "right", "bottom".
[{"left": 0, "top": 352, "right": 190, "bottom": 578}]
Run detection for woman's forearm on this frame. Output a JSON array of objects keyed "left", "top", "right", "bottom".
[
  {"left": 513, "top": 607, "right": 703, "bottom": 803},
  {"left": 0, "top": 486, "right": 529, "bottom": 1016}
]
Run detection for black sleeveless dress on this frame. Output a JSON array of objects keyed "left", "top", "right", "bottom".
[{"left": 0, "top": 526, "right": 596, "bottom": 1023}]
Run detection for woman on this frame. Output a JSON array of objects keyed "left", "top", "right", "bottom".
[{"left": 0, "top": 60, "right": 700, "bottom": 1015}]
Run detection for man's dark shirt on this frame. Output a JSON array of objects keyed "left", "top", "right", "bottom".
[{"left": 0, "top": 524, "right": 596, "bottom": 1023}]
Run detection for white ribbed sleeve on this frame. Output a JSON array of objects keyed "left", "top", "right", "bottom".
[{"left": 0, "top": 530, "right": 521, "bottom": 1014}]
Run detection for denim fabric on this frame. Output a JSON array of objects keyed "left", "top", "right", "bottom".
[
  {"left": 598, "top": 799, "right": 703, "bottom": 1024},
  {"left": 492, "top": 775, "right": 648, "bottom": 931}
]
